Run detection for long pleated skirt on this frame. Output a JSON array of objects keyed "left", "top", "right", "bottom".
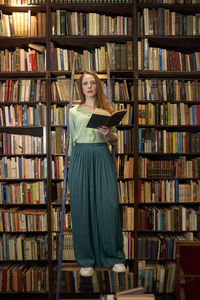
[{"left": 68, "top": 143, "right": 125, "bottom": 268}]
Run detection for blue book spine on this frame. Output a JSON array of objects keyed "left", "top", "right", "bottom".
[
  {"left": 8, "top": 108, "right": 11, "bottom": 125},
  {"left": 109, "top": 270, "right": 115, "bottom": 293},
  {"left": 118, "top": 272, "right": 124, "bottom": 291},
  {"left": 23, "top": 105, "right": 27, "bottom": 126},
  {"left": 130, "top": 106, "right": 133, "bottom": 124},
  {"left": 159, "top": 48, "right": 162, "bottom": 70},
  {"left": 2, "top": 157, "right": 5, "bottom": 178},
  {"left": 181, "top": 132, "right": 183, "bottom": 153},
  {"left": 191, "top": 105, "right": 195, "bottom": 125},
  {"left": 175, "top": 179, "right": 179, "bottom": 203},
  {"left": 18, "top": 157, "right": 22, "bottom": 179},
  {"left": 8, "top": 212, "right": 12, "bottom": 232},
  {"left": 44, "top": 183, "right": 47, "bottom": 204},
  {"left": 60, "top": 48, "right": 64, "bottom": 70},
  {"left": 138, "top": 128, "right": 142, "bottom": 153},
  {"left": 158, "top": 8, "right": 161, "bottom": 35},
  {"left": 4, "top": 234, "right": 9, "bottom": 259},
  {"left": 45, "top": 235, "right": 48, "bottom": 260},
  {"left": 1, "top": 184, "right": 4, "bottom": 204}
]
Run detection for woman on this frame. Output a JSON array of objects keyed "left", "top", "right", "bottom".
[{"left": 68, "top": 71, "right": 126, "bottom": 277}]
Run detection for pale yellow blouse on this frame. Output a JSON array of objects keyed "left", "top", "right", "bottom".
[{"left": 68, "top": 105, "right": 118, "bottom": 156}]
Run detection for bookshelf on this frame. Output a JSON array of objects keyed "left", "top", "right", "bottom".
[{"left": 1, "top": 0, "right": 200, "bottom": 299}]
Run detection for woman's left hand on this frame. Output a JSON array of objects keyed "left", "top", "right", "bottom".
[{"left": 97, "top": 126, "right": 110, "bottom": 137}]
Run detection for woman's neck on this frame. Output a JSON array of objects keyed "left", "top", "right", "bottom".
[
  {"left": 80, "top": 97, "right": 96, "bottom": 113},
  {"left": 83, "top": 98, "right": 96, "bottom": 108}
]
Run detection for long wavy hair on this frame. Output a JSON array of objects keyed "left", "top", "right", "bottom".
[{"left": 77, "top": 70, "right": 113, "bottom": 114}]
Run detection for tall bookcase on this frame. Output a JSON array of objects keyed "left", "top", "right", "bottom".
[{"left": 0, "top": 1, "right": 200, "bottom": 299}]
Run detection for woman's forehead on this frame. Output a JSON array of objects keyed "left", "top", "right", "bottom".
[{"left": 82, "top": 74, "right": 96, "bottom": 81}]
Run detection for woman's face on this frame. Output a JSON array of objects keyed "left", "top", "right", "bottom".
[{"left": 82, "top": 74, "right": 97, "bottom": 98}]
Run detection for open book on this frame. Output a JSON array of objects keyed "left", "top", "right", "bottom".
[{"left": 86, "top": 108, "right": 127, "bottom": 128}]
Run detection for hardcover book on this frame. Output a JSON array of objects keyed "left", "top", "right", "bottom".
[{"left": 86, "top": 108, "right": 127, "bottom": 128}]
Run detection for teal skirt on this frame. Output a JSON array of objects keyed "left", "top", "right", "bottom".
[{"left": 68, "top": 143, "right": 125, "bottom": 268}]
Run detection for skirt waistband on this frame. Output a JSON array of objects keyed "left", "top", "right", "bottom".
[{"left": 75, "top": 143, "right": 107, "bottom": 148}]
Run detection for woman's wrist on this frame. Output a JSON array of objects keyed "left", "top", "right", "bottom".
[{"left": 105, "top": 131, "right": 117, "bottom": 143}]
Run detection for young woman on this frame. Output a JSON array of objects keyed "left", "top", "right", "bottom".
[{"left": 68, "top": 71, "right": 126, "bottom": 277}]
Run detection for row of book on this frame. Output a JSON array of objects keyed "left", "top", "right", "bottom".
[
  {"left": 139, "top": 0, "right": 200, "bottom": 3},
  {"left": 138, "top": 103, "right": 200, "bottom": 126},
  {"left": 52, "top": 206, "right": 135, "bottom": 232},
  {"left": 0, "top": 208, "right": 47, "bottom": 232},
  {"left": 51, "top": 104, "right": 68, "bottom": 126},
  {"left": 52, "top": 231, "right": 133, "bottom": 261},
  {"left": 52, "top": 77, "right": 200, "bottom": 103},
  {"left": 52, "top": 156, "right": 64, "bottom": 179},
  {"left": 0, "top": 47, "right": 46, "bottom": 72},
  {"left": 0, "top": 133, "right": 45, "bottom": 155},
  {"left": 0, "top": 0, "right": 197, "bottom": 5},
  {"left": 51, "top": 181, "right": 70, "bottom": 204},
  {"left": 51, "top": 78, "right": 77, "bottom": 101},
  {"left": 0, "top": 157, "right": 47, "bottom": 179},
  {"left": 52, "top": 10, "right": 133, "bottom": 36},
  {"left": 51, "top": 78, "right": 134, "bottom": 102},
  {"left": 138, "top": 179, "right": 200, "bottom": 203},
  {"left": 138, "top": 129, "right": 200, "bottom": 154},
  {"left": 116, "top": 155, "right": 134, "bottom": 178},
  {"left": 140, "top": 8, "right": 200, "bottom": 36},
  {"left": 116, "top": 128, "right": 134, "bottom": 154},
  {"left": 0, "top": 104, "right": 46, "bottom": 126},
  {"left": 138, "top": 206, "right": 200, "bottom": 231},
  {"left": 123, "top": 231, "right": 134, "bottom": 259},
  {"left": 111, "top": 80, "right": 134, "bottom": 102},
  {"left": 2, "top": 77, "right": 200, "bottom": 103},
  {"left": 51, "top": 41, "right": 133, "bottom": 71},
  {"left": 52, "top": 232, "right": 75, "bottom": 261},
  {"left": 0, "top": 264, "right": 48, "bottom": 292},
  {"left": 0, "top": 79, "right": 46, "bottom": 103},
  {"left": 122, "top": 206, "right": 134, "bottom": 230},
  {"left": 53, "top": 267, "right": 134, "bottom": 294},
  {"left": 138, "top": 79, "right": 200, "bottom": 101},
  {"left": 138, "top": 157, "right": 200, "bottom": 179},
  {"left": 50, "top": 0, "right": 133, "bottom": 3},
  {"left": 0, "top": 233, "right": 48, "bottom": 260},
  {"left": 0, "top": 182, "right": 47, "bottom": 204},
  {"left": 137, "top": 233, "right": 197, "bottom": 260},
  {"left": 118, "top": 180, "right": 134, "bottom": 203},
  {"left": 138, "top": 261, "right": 175, "bottom": 293},
  {"left": 0, "top": 0, "right": 46, "bottom": 4},
  {"left": 52, "top": 208, "right": 72, "bottom": 231},
  {"left": 51, "top": 127, "right": 68, "bottom": 154},
  {"left": 0, "top": 11, "right": 46, "bottom": 36},
  {"left": 138, "top": 39, "right": 200, "bottom": 71}
]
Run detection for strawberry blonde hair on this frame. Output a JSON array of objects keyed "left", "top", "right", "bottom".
[{"left": 77, "top": 70, "right": 113, "bottom": 114}]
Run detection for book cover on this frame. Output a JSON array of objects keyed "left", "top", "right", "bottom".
[{"left": 86, "top": 109, "right": 126, "bottom": 128}]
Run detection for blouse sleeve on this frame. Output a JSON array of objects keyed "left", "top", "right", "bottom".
[{"left": 68, "top": 109, "right": 75, "bottom": 157}]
